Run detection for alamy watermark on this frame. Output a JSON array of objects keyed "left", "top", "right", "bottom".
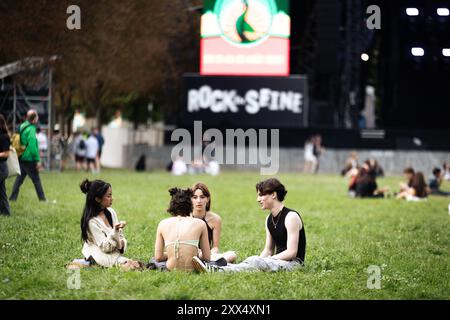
[
  {"left": 66, "top": 5, "right": 81, "bottom": 30},
  {"left": 366, "top": 265, "right": 382, "bottom": 289},
  {"left": 171, "top": 121, "right": 279, "bottom": 175},
  {"left": 66, "top": 4, "right": 380, "bottom": 31},
  {"left": 367, "top": 5, "right": 381, "bottom": 30},
  {"left": 67, "top": 268, "right": 81, "bottom": 290}
]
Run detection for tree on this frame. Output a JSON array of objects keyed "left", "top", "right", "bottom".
[{"left": 0, "top": 0, "right": 201, "bottom": 129}]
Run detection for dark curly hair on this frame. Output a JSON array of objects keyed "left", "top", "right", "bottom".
[
  {"left": 167, "top": 187, "right": 193, "bottom": 216},
  {"left": 256, "top": 178, "right": 287, "bottom": 201}
]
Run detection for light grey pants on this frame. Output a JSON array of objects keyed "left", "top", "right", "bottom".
[{"left": 220, "top": 256, "right": 302, "bottom": 273}]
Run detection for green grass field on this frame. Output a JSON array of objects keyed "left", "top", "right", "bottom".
[{"left": 0, "top": 170, "right": 449, "bottom": 299}]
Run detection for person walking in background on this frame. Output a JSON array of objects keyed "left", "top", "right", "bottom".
[
  {"left": 85, "top": 131, "right": 99, "bottom": 174},
  {"left": 9, "top": 109, "right": 46, "bottom": 202},
  {"left": 442, "top": 162, "right": 450, "bottom": 181},
  {"left": 303, "top": 136, "right": 317, "bottom": 173},
  {"left": 313, "top": 134, "right": 324, "bottom": 174},
  {"left": 73, "top": 131, "right": 87, "bottom": 171},
  {"left": 0, "top": 114, "right": 11, "bottom": 215},
  {"left": 36, "top": 127, "right": 48, "bottom": 170},
  {"left": 50, "top": 125, "right": 67, "bottom": 172},
  {"left": 93, "top": 127, "right": 104, "bottom": 173}
]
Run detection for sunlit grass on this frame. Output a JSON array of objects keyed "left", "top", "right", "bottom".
[{"left": 0, "top": 170, "right": 449, "bottom": 299}]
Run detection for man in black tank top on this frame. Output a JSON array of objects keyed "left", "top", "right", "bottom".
[{"left": 192, "top": 178, "right": 306, "bottom": 273}]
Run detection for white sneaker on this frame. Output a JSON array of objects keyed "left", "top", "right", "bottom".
[{"left": 192, "top": 256, "right": 221, "bottom": 273}]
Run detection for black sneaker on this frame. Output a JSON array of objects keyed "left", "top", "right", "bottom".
[
  {"left": 210, "top": 257, "right": 227, "bottom": 267},
  {"left": 192, "top": 256, "right": 221, "bottom": 273}
]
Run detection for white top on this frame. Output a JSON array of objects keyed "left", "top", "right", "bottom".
[
  {"left": 172, "top": 159, "right": 187, "bottom": 176},
  {"left": 82, "top": 208, "right": 129, "bottom": 267},
  {"left": 304, "top": 142, "right": 316, "bottom": 161},
  {"left": 85, "top": 135, "right": 99, "bottom": 159},
  {"left": 206, "top": 160, "right": 220, "bottom": 176},
  {"left": 36, "top": 132, "right": 48, "bottom": 151}
]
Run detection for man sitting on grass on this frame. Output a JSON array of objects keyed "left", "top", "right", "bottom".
[
  {"left": 192, "top": 178, "right": 306, "bottom": 273},
  {"left": 429, "top": 167, "right": 450, "bottom": 197}
]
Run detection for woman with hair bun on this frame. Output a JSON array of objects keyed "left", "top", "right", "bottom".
[
  {"left": 77, "top": 179, "right": 143, "bottom": 270},
  {"left": 153, "top": 187, "right": 211, "bottom": 271}
]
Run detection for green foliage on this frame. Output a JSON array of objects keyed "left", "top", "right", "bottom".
[{"left": 0, "top": 171, "right": 449, "bottom": 299}]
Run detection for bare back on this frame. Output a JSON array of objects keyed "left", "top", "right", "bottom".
[{"left": 156, "top": 216, "right": 210, "bottom": 271}]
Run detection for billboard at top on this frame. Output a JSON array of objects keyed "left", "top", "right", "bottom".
[{"left": 200, "top": 0, "right": 290, "bottom": 76}]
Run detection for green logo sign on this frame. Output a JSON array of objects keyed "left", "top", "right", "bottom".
[{"left": 215, "top": 0, "right": 277, "bottom": 45}]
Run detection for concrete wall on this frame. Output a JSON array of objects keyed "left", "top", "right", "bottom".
[{"left": 123, "top": 145, "right": 450, "bottom": 175}]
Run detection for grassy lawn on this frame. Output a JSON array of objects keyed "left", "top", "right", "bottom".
[{"left": 0, "top": 170, "right": 449, "bottom": 299}]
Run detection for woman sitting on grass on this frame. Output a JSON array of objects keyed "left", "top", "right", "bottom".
[
  {"left": 191, "top": 182, "right": 237, "bottom": 264},
  {"left": 349, "top": 160, "right": 389, "bottom": 198},
  {"left": 79, "top": 179, "right": 143, "bottom": 270},
  {"left": 396, "top": 172, "right": 430, "bottom": 201},
  {"left": 154, "top": 187, "right": 211, "bottom": 271}
]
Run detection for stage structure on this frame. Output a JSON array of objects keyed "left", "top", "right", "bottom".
[
  {"left": 184, "top": 0, "right": 309, "bottom": 130},
  {"left": 0, "top": 58, "right": 53, "bottom": 168}
]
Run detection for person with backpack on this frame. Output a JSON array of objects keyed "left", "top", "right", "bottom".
[
  {"left": 9, "top": 109, "right": 47, "bottom": 202},
  {"left": 73, "top": 131, "right": 87, "bottom": 171}
]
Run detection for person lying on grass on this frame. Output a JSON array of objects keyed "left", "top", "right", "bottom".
[
  {"left": 192, "top": 178, "right": 306, "bottom": 273},
  {"left": 78, "top": 179, "right": 144, "bottom": 271},
  {"left": 191, "top": 182, "right": 237, "bottom": 264},
  {"left": 153, "top": 187, "right": 211, "bottom": 271}
]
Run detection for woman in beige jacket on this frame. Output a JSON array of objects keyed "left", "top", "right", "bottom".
[{"left": 80, "top": 179, "right": 142, "bottom": 270}]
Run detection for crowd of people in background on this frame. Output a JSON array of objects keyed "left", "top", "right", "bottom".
[
  {"left": 167, "top": 140, "right": 221, "bottom": 176},
  {"left": 342, "top": 152, "right": 449, "bottom": 200},
  {"left": 72, "top": 128, "right": 104, "bottom": 173}
]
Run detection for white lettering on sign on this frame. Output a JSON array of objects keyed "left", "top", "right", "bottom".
[{"left": 188, "top": 86, "right": 303, "bottom": 114}]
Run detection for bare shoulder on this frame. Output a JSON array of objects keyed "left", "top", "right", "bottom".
[
  {"left": 206, "top": 211, "right": 222, "bottom": 224},
  {"left": 193, "top": 217, "right": 208, "bottom": 231},
  {"left": 157, "top": 217, "right": 172, "bottom": 229},
  {"left": 286, "top": 211, "right": 303, "bottom": 229}
]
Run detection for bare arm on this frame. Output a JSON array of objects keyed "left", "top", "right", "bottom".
[
  {"left": 211, "top": 214, "right": 222, "bottom": 255},
  {"left": 396, "top": 187, "right": 414, "bottom": 199},
  {"left": 272, "top": 212, "right": 301, "bottom": 261},
  {"left": 154, "top": 223, "right": 167, "bottom": 262},
  {"left": 199, "top": 223, "right": 211, "bottom": 262},
  {"left": 88, "top": 220, "right": 120, "bottom": 253},
  {"left": 0, "top": 150, "right": 10, "bottom": 158},
  {"left": 260, "top": 216, "right": 275, "bottom": 257}
]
